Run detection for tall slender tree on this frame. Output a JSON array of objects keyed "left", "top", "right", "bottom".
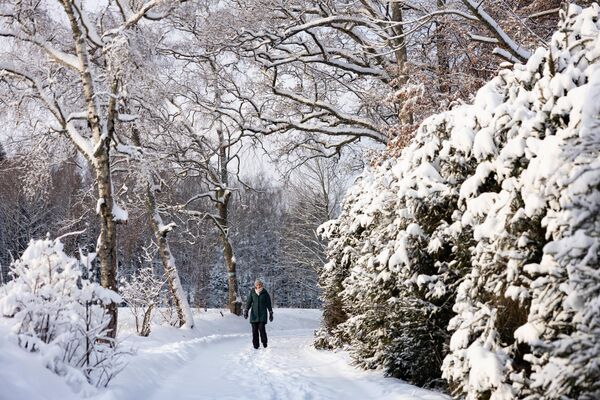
[{"left": 0, "top": 0, "right": 185, "bottom": 336}]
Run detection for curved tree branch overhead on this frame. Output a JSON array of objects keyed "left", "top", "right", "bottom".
[{"left": 158, "top": 0, "right": 557, "bottom": 164}]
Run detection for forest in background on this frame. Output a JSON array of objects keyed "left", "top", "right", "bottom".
[{"left": 0, "top": 146, "right": 342, "bottom": 308}]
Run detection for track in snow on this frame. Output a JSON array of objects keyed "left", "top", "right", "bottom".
[{"left": 145, "top": 327, "right": 447, "bottom": 400}]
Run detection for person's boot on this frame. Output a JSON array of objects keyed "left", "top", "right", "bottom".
[{"left": 263, "top": 342, "right": 267, "bottom": 348}]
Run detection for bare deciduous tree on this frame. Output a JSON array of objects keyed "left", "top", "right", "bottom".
[{"left": 0, "top": 0, "right": 186, "bottom": 336}]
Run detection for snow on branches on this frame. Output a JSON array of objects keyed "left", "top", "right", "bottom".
[
  {"left": 120, "top": 261, "right": 165, "bottom": 337},
  {"left": 0, "top": 238, "right": 125, "bottom": 393},
  {"left": 317, "top": 4, "right": 600, "bottom": 398}
]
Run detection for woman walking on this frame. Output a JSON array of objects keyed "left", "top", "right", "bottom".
[{"left": 244, "top": 279, "right": 273, "bottom": 349}]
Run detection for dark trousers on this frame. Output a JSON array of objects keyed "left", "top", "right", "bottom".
[{"left": 251, "top": 322, "right": 267, "bottom": 349}]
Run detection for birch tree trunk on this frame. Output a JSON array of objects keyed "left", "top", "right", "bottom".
[
  {"left": 60, "top": 0, "right": 119, "bottom": 338},
  {"left": 131, "top": 128, "right": 194, "bottom": 328},
  {"left": 96, "top": 148, "right": 119, "bottom": 339},
  {"left": 146, "top": 184, "right": 195, "bottom": 328},
  {"left": 140, "top": 304, "right": 154, "bottom": 337},
  {"left": 216, "top": 191, "right": 241, "bottom": 315},
  {"left": 216, "top": 127, "right": 241, "bottom": 315}
]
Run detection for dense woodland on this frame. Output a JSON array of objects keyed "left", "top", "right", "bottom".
[
  {"left": 0, "top": 150, "right": 332, "bottom": 309},
  {"left": 0, "top": 1, "right": 599, "bottom": 399}
]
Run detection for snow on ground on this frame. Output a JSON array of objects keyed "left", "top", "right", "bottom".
[
  {"left": 0, "top": 322, "right": 79, "bottom": 400},
  {"left": 1, "top": 309, "right": 449, "bottom": 400}
]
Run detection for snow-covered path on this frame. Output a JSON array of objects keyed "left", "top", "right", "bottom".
[
  {"left": 0, "top": 309, "right": 449, "bottom": 400},
  {"left": 147, "top": 328, "right": 443, "bottom": 400},
  {"left": 106, "top": 310, "right": 448, "bottom": 400}
]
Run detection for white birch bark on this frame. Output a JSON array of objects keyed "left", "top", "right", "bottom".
[
  {"left": 60, "top": 0, "right": 119, "bottom": 338},
  {"left": 147, "top": 184, "right": 195, "bottom": 328}
]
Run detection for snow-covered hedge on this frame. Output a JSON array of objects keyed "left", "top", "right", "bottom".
[
  {"left": 0, "top": 238, "right": 124, "bottom": 394},
  {"left": 317, "top": 4, "right": 600, "bottom": 399}
]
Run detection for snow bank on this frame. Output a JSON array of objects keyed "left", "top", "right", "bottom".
[
  {"left": 1, "top": 307, "right": 447, "bottom": 400},
  {"left": 0, "top": 320, "right": 79, "bottom": 400}
]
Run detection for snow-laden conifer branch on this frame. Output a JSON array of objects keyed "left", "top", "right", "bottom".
[{"left": 316, "top": 3, "right": 600, "bottom": 397}]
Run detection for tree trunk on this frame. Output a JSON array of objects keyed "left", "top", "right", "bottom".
[
  {"left": 96, "top": 156, "right": 119, "bottom": 338},
  {"left": 216, "top": 127, "right": 241, "bottom": 315},
  {"left": 140, "top": 304, "right": 154, "bottom": 337},
  {"left": 131, "top": 127, "right": 194, "bottom": 329},
  {"left": 147, "top": 187, "right": 195, "bottom": 328},
  {"left": 389, "top": 0, "right": 413, "bottom": 126},
  {"left": 436, "top": 0, "right": 450, "bottom": 93},
  {"left": 216, "top": 190, "right": 241, "bottom": 315},
  {"left": 389, "top": 0, "right": 408, "bottom": 76},
  {"left": 61, "top": 0, "right": 119, "bottom": 338}
]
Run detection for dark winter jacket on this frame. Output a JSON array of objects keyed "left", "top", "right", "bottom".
[{"left": 245, "top": 289, "right": 272, "bottom": 323}]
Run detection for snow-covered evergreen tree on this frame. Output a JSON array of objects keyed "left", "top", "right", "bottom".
[
  {"left": 317, "top": 114, "right": 477, "bottom": 385},
  {"left": 443, "top": 5, "right": 600, "bottom": 399},
  {"left": 317, "top": 4, "right": 600, "bottom": 397}
]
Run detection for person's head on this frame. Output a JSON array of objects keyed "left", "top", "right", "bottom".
[{"left": 254, "top": 279, "right": 263, "bottom": 290}]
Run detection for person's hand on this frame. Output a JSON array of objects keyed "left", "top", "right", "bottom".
[
  {"left": 244, "top": 310, "right": 248, "bottom": 319},
  {"left": 269, "top": 311, "right": 273, "bottom": 322}
]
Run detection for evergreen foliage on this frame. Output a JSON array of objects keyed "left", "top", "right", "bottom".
[{"left": 316, "top": 4, "right": 600, "bottom": 398}]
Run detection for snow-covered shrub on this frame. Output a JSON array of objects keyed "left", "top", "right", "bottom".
[
  {"left": 0, "top": 238, "right": 124, "bottom": 393},
  {"left": 441, "top": 5, "right": 600, "bottom": 399},
  {"left": 317, "top": 113, "right": 477, "bottom": 386},
  {"left": 317, "top": 4, "right": 600, "bottom": 398},
  {"left": 314, "top": 198, "right": 361, "bottom": 350},
  {"left": 120, "top": 263, "right": 165, "bottom": 337}
]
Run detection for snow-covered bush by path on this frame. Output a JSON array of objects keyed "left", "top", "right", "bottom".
[
  {"left": 0, "top": 238, "right": 125, "bottom": 393},
  {"left": 442, "top": 5, "right": 600, "bottom": 399},
  {"left": 317, "top": 4, "right": 600, "bottom": 398},
  {"left": 120, "top": 263, "right": 165, "bottom": 337},
  {"left": 317, "top": 107, "right": 477, "bottom": 386}
]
